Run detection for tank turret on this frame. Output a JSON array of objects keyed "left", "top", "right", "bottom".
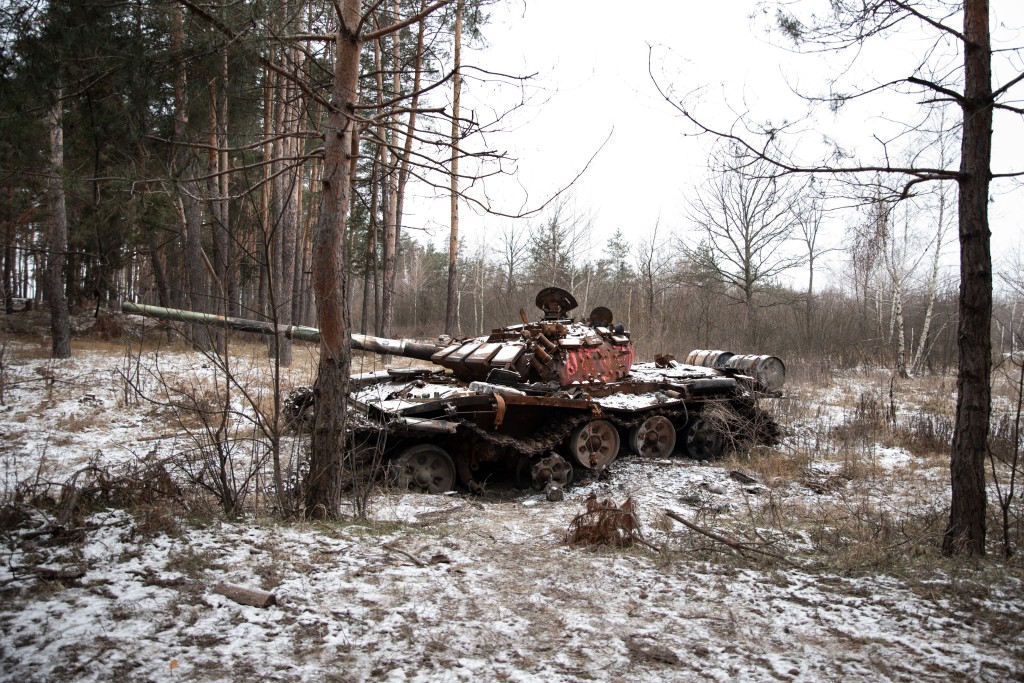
[
  {"left": 123, "top": 287, "right": 636, "bottom": 388},
  {"left": 428, "top": 287, "right": 634, "bottom": 386}
]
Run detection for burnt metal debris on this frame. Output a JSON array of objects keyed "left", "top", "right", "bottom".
[{"left": 122, "top": 288, "right": 785, "bottom": 495}]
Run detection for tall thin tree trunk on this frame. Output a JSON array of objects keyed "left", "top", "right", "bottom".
[
  {"left": 363, "top": 145, "right": 381, "bottom": 335},
  {"left": 805, "top": 252, "right": 815, "bottom": 346},
  {"left": 394, "top": 0, "right": 426, "bottom": 264},
  {"left": 4, "top": 186, "right": 15, "bottom": 313},
  {"left": 445, "top": 0, "right": 462, "bottom": 335},
  {"left": 208, "top": 45, "right": 235, "bottom": 319},
  {"left": 149, "top": 246, "right": 174, "bottom": 342},
  {"left": 45, "top": 91, "right": 71, "bottom": 359},
  {"left": 911, "top": 222, "right": 944, "bottom": 376},
  {"left": 291, "top": 163, "right": 306, "bottom": 325},
  {"left": 260, "top": 66, "right": 275, "bottom": 318},
  {"left": 911, "top": 148, "right": 952, "bottom": 376},
  {"left": 172, "top": 4, "right": 210, "bottom": 348},
  {"left": 944, "top": 0, "right": 993, "bottom": 556},
  {"left": 376, "top": 36, "right": 398, "bottom": 341},
  {"left": 268, "top": 36, "right": 298, "bottom": 367},
  {"left": 892, "top": 276, "right": 907, "bottom": 378}
]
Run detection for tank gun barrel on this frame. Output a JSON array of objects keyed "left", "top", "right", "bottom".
[
  {"left": 122, "top": 302, "right": 438, "bottom": 361},
  {"left": 349, "top": 334, "right": 439, "bottom": 361}
]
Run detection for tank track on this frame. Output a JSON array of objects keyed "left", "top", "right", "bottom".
[{"left": 460, "top": 413, "right": 592, "bottom": 456}]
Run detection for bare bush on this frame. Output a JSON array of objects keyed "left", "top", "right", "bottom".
[
  {"left": 566, "top": 495, "right": 643, "bottom": 548},
  {"left": 988, "top": 355, "right": 1024, "bottom": 559},
  {"left": 119, "top": 331, "right": 305, "bottom": 519}
]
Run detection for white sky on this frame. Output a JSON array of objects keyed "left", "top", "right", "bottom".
[{"left": 405, "top": 1, "right": 1024, "bottom": 287}]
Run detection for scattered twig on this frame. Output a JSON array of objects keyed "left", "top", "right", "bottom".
[
  {"left": 382, "top": 543, "right": 427, "bottom": 567},
  {"left": 1, "top": 564, "right": 88, "bottom": 587},
  {"left": 664, "top": 509, "right": 796, "bottom": 566},
  {"left": 636, "top": 537, "right": 664, "bottom": 553}
]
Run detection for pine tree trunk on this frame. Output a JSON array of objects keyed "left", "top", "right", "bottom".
[
  {"left": 45, "top": 92, "right": 71, "bottom": 359},
  {"left": 944, "top": 0, "right": 992, "bottom": 556},
  {"left": 376, "top": 37, "right": 398, "bottom": 342},
  {"left": 268, "top": 38, "right": 297, "bottom": 367},
  {"left": 306, "top": 0, "right": 361, "bottom": 518},
  {"left": 291, "top": 163, "right": 306, "bottom": 326},
  {"left": 208, "top": 46, "right": 235, "bottom": 318},
  {"left": 393, "top": 0, "right": 427, "bottom": 331},
  {"left": 445, "top": 0, "right": 462, "bottom": 336},
  {"left": 362, "top": 144, "right": 380, "bottom": 335},
  {"left": 171, "top": 4, "right": 210, "bottom": 349},
  {"left": 4, "top": 186, "right": 15, "bottom": 313}
]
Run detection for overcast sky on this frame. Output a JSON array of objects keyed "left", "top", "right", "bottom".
[{"left": 405, "top": 1, "right": 1023, "bottom": 287}]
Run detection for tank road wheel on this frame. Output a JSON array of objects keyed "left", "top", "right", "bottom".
[
  {"left": 567, "top": 420, "right": 620, "bottom": 470},
  {"left": 684, "top": 418, "right": 725, "bottom": 460},
  {"left": 529, "top": 453, "right": 574, "bottom": 491},
  {"left": 394, "top": 445, "right": 456, "bottom": 494},
  {"left": 628, "top": 415, "right": 677, "bottom": 457},
  {"left": 283, "top": 386, "right": 316, "bottom": 430}
]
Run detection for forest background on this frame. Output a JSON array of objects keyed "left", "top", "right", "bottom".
[
  {"left": 2, "top": 1, "right": 1022, "bottom": 363},
  {"left": 1, "top": 0, "right": 1023, "bottom": 549}
]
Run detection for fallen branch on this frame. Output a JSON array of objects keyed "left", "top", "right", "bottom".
[
  {"left": 212, "top": 582, "right": 277, "bottom": 608},
  {"left": 663, "top": 509, "right": 795, "bottom": 566},
  {"left": 0, "top": 565, "right": 87, "bottom": 587},
  {"left": 32, "top": 566, "right": 87, "bottom": 582},
  {"left": 382, "top": 543, "right": 427, "bottom": 567}
]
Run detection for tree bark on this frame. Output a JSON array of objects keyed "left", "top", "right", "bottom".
[
  {"left": 171, "top": 4, "right": 210, "bottom": 349},
  {"left": 208, "top": 44, "right": 235, "bottom": 318},
  {"left": 305, "top": 0, "right": 361, "bottom": 518},
  {"left": 943, "top": 0, "right": 992, "bottom": 557},
  {"left": 445, "top": 0, "right": 462, "bottom": 335},
  {"left": 269, "top": 35, "right": 298, "bottom": 367},
  {"left": 362, "top": 142, "right": 381, "bottom": 335},
  {"left": 44, "top": 92, "right": 71, "bottom": 359},
  {"left": 5, "top": 186, "right": 17, "bottom": 313}
]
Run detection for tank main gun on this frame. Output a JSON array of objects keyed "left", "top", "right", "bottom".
[
  {"left": 123, "top": 288, "right": 783, "bottom": 393},
  {"left": 122, "top": 287, "right": 637, "bottom": 387},
  {"left": 120, "top": 302, "right": 439, "bottom": 361}
]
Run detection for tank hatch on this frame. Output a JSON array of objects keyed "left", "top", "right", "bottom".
[{"left": 535, "top": 287, "right": 578, "bottom": 320}]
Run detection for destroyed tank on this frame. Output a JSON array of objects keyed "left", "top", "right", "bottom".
[{"left": 122, "top": 288, "right": 785, "bottom": 494}]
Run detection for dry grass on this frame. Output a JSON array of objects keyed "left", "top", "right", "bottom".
[
  {"left": 164, "top": 546, "right": 222, "bottom": 578},
  {"left": 55, "top": 412, "right": 107, "bottom": 433},
  {"left": 734, "top": 365, "right": 1024, "bottom": 569}
]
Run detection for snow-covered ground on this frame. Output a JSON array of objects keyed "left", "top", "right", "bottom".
[{"left": 1, "top": 334, "right": 1022, "bottom": 682}]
